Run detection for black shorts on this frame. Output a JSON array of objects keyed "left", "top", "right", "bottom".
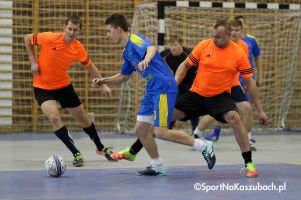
[
  {"left": 231, "top": 85, "right": 248, "bottom": 102},
  {"left": 33, "top": 84, "right": 81, "bottom": 108},
  {"left": 175, "top": 91, "right": 238, "bottom": 123}
]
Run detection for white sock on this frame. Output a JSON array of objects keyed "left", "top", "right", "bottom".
[
  {"left": 151, "top": 157, "right": 164, "bottom": 167},
  {"left": 193, "top": 127, "right": 203, "bottom": 136},
  {"left": 248, "top": 132, "right": 252, "bottom": 140},
  {"left": 192, "top": 139, "right": 207, "bottom": 152}
]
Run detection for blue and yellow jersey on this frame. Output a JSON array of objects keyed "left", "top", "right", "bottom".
[
  {"left": 242, "top": 34, "right": 261, "bottom": 70},
  {"left": 121, "top": 33, "right": 178, "bottom": 94}
]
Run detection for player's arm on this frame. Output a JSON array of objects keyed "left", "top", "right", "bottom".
[
  {"left": 174, "top": 59, "right": 193, "bottom": 85},
  {"left": 24, "top": 34, "right": 39, "bottom": 75},
  {"left": 244, "top": 77, "right": 268, "bottom": 124},
  {"left": 138, "top": 46, "right": 157, "bottom": 71},
  {"left": 87, "top": 62, "right": 112, "bottom": 97},
  {"left": 92, "top": 73, "right": 130, "bottom": 88},
  {"left": 254, "top": 55, "right": 263, "bottom": 87}
]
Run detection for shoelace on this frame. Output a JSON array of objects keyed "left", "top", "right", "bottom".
[{"left": 202, "top": 147, "right": 210, "bottom": 161}]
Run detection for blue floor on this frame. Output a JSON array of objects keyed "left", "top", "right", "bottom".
[{"left": 0, "top": 163, "right": 300, "bottom": 200}]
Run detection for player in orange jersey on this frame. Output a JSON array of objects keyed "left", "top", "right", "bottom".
[
  {"left": 196, "top": 19, "right": 257, "bottom": 151},
  {"left": 24, "top": 16, "right": 116, "bottom": 167},
  {"left": 172, "top": 19, "right": 267, "bottom": 177}
]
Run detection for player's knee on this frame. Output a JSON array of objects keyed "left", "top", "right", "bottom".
[
  {"left": 239, "top": 103, "right": 252, "bottom": 115},
  {"left": 134, "top": 124, "right": 148, "bottom": 138},
  {"left": 48, "top": 114, "right": 61, "bottom": 125},
  {"left": 77, "top": 114, "right": 90, "bottom": 126},
  {"left": 225, "top": 111, "right": 241, "bottom": 125},
  {"left": 154, "top": 128, "right": 168, "bottom": 140}
]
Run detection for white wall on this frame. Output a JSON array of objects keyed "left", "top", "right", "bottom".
[{"left": 0, "top": 0, "right": 13, "bottom": 125}]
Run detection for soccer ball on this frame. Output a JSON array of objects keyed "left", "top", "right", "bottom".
[{"left": 45, "top": 155, "right": 66, "bottom": 177}]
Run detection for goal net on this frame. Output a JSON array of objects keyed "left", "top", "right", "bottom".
[{"left": 119, "top": 2, "right": 301, "bottom": 132}]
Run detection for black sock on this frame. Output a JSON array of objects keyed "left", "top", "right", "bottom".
[
  {"left": 55, "top": 126, "right": 79, "bottom": 156},
  {"left": 242, "top": 151, "right": 252, "bottom": 165},
  {"left": 83, "top": 122, "right": 104, "bottom": 151},
  {"left": 130, "top": 138, "right": 143, "bottom": 155}
]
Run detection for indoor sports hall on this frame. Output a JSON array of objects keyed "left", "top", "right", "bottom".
[{"left": 0, "top": 0, "right": 300, "bottom": 200}]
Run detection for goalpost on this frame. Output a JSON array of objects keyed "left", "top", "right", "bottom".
[{"left": 117, "top": 1, "right": 301, "bottom": 132}]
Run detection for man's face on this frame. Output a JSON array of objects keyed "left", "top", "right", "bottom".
[
  {"left": 212, "top": 26, "right": 231, "bottom": 48},
  {"left": 170, "top": 41, "right": 183, "bottom": 56},
  {"left": 105, "top": 24, "right": 122, "bottom": 44},
  {"left": 63, "top": 21, "right": 80, "bottom": 43},
  {"left": 230, "top": 25, "right": 242, "bottom": 43}
]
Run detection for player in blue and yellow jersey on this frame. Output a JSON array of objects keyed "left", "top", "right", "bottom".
[
  {"left": 235, "top": 16, "right": 262, "bottom": 90},
  {"left": 236, "top": 15, "right": 263, "bottom": 145},
  {"left": 93, "top": 14, "right": 215, "bottom": 176}
]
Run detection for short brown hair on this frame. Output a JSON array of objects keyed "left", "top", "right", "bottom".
[
  {"left": 105, "top": 13, "right": 129, "bottom": 32},
  {"left": 229, "top": 19, "right": 243, "bottom": 28},
  {"left": 213, "top": 19, "right": 231, "bottom": 33},
  {"left": 168, "top": 35, "right": 183, "bottom": 44},
  {"left": 65, "top": 16, "right": 82, "bottom": 30}
]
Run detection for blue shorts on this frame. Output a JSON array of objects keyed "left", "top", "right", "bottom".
[{"left": 137, "top": 93, "right": 177, "bottom": 127}]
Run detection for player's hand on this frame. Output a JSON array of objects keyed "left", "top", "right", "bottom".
[
  {"left": 31, "top": 62, "right": 39, "bottom": 75},
  {"left": 92, "top": 78, "right": 105, "bottom": 88},
  {"left": 101, "top": 84, "right": 112, "bottom": 97},
  {"left": 138, "top": 57, "right": 150, "bottom": 71},
  {"left": 257, "top": 111, "right": 268, "bottom": 125}
]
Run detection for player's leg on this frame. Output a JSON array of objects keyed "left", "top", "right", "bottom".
[
  {"left": 232, "top": 86, "right": 256, "bottom": 151},
  {"left": 190, "top": 116, "right": 199, "bottom": 136},
  {"left": 135, "top": 119, "right": 165, "bottom": 176},
  {"left": 209, "top": 92, "right": 257, "bottom": 177},
  {"left": 58, "top": 84, "right": 116, "bottom": 161},
  {"left": 223, "top": 111, "right": 257, "bottom": 177},
  {"left": 111, "top": 131, "right": 148, "bottom": 161},
  {"left": 34, "top": 87, "right": 83, "bottom": 167},
  {"left": 193, "top": 115, "right": 215, "bottom": 139},
  {"left": 236, "top": 101, "right": 256, "bottom": 151},
  {"left": 155, "top": 92, "right": 216, "bottom": 169}
]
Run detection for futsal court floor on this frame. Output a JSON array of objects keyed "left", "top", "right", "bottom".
[{"left": 0, "top": 129, "right": 300, "bottom": 200}]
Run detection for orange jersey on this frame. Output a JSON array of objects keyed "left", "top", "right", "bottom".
[
  {"left": 187, "top": 38, "right": 252, "bottom": 97},
  {"left": 233, "top": 39, "right": 249, "bottom": 86},
  {"left": 30, "top": 32, "right": 91, "bottom": 90}
]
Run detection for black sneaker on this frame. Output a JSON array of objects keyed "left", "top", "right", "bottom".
[
  {"left": 137, "top": 166, "right": 166, "bottom": 176},
  {"left": 96, "top": 147, "right": 118, "bottom": 161},
  {"left": 73, "top": 152, "right": 84, "bottom": 167}
]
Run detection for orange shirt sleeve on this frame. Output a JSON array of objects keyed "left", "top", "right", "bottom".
[
  {"left": 30, "top": 32, "right": 52, "bottom": 46},
  {"left": 233, "top": 40, "right": 250, "bottom": 86},
  {"left": 78, "top": 45, "right": 91, "bottom": 67},
  {"left": 186, "top": 41, "right": 204, "bottom": 66},
  {"left": 238, "top": 49, "right": 253, "bottom": 79}
]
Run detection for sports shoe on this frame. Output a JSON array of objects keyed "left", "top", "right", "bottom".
[
  {"left": 73, "top": 152, "right": 84, "bottom": 167},
  {"left": 96, "top": 147, "right": 117, "bottom": 162},
  {"left": 137, "top": 165, "right": 166, "bottom": 176},
  {"left": 241, "top": 162, "right": 258, "bottom": 178},
  {"left": 193, "top": 134, "right": 200, "bottom": 139},
  {"left": 111, "top": 147, "right": 136, "bottom": 161},
  {"left": 202, "top": 140, "right": 216, "bottom": 169}
]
